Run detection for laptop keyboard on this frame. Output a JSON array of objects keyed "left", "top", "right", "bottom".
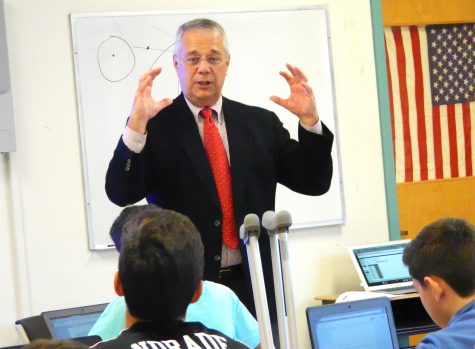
[{"left": 384, "top": 286, "right": 416, "bottom": 294}]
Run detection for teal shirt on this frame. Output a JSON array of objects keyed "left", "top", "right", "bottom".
[{"left": 89, "top": 281, "right": 260, "bottom": 348}]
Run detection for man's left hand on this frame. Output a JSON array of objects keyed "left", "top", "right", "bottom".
[{"left": 270, "top": 64, "right": 319, "bottom": 127}]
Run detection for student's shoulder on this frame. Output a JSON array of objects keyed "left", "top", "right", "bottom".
[
  {"left": 415, "top": 328, "right": 461, "bottom": 349},
  {"left": 100, "top": 295, "right": 126, "bottom": 315},
  {"left": 202, "top": 280, "right": 239, "bottom": 302},
  {"left": 203, "top": 280, "right": 235, "bottom": 293}
]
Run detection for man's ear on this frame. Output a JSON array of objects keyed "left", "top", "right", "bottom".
[
  {"left": 114, "top": 271, "right": 124, "bottom": 297},
  {"left": 225, "top": 54, "right": 230, "bottom": 72},
  {"left": 190, "top": 280, "right": 204, "bottom": 304},
  {"left": 173, "top": 55, "right": 179, "bottom": 70},
  {"left": 424, "top": 276, "right": 444, "bottom": 302}
]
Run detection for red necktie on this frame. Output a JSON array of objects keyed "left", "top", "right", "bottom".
[{"left": 200, "top": 107, "right": 238, "bottom": 249}]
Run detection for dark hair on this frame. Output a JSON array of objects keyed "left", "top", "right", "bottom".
[
  {"left": 119, "top": 209, "right": 204, "bottom": 323},
  {"left": 403, "top": 217, "right": 475, "bottom": 297},
  {"left": 25, "top": 339, "right": 88, "bottom": 349},
  {"left": 109, "top": 204, "right": 160, "bottom": 252}
]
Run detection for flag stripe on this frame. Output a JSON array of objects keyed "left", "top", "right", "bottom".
[
  {"left": 447, "top": 104, "right": 459, "bottom": 177},
  {"left": 440, "top": 106, "right": 450, "bottom": 178},
  {"left": 455, "top": 104, "right": 466, "bottom": 177},
  {"left": 385, "top": 30, "right": 406, "bottom": 183},
  {"left": 463, "top": 103, "right": 473, "bottom": 176},
  {"left": 392, "top": 27, "right": 413, "bottom": 182},
  {"left": 432, "top": 106, "right": 444, "bottom": 179},
  {"left": 419, "top": 29, "right": 436, "bottom": 180},
  {"left": 402, "top": 28, "right": 421, "bottom": 181},
  {"left": 409, "top": 26, "right": 428, "bottom": 181}
]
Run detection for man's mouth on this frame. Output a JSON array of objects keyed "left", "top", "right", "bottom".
[{"left": 197, "top": 81, "right": 212, "bottom": 86}]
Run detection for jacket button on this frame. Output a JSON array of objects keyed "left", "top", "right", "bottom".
[
  {"left": 214, "top": 220, "right": 221, "bottom": 227},
  {"left": 214, "top": 255, "right": 221, "bottom": 261}
]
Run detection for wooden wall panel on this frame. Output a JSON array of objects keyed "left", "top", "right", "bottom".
[
  {"left": 382, "top": 0, "right": 475, "bottom": 26},
  {"left": 397, "top": 177, "right": 475, "bottom": 239}
]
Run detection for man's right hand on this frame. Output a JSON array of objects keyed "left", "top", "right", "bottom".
[{"left": 127, "top": 67, "right": 173, "bottom": 134}]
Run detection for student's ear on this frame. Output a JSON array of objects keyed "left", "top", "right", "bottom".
[
  {"left": 114, "top": 271, "right": 124, "bottom": 297},
  {"left": 424, "top": 276, "right": 444, "bottom": 302},
  {"left": 190, "top": 280, "right": 204, "bottom": 304}
]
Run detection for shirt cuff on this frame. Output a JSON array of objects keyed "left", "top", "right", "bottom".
[
  {"left": 300, "top": 119, "right": 323, "bottom": 135},
  {"left": 122, "top": 126, "right": 147, "bottom": 153}
]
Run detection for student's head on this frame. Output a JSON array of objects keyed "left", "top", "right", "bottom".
[
  {"left": 173, "top": 18, "right": 230, "bottom": 108},
  {"left": 116, "top": 209, "right": 204, "bottom": 323},
  {"left": 403, "top": 217, "right": 475, "bottom": 326},
  {"left": 25, "top": 339, "right": 89, "bottom": 349},
  {"left": 109, "top": 204, "right": 160, "bottom": 251}
]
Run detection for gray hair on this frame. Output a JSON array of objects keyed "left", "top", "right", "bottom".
[{"left": 173, "top": 18, "right": 229, "bottom": 56}]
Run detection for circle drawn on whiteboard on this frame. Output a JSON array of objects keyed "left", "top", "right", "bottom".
[{"left": 97, "top": 36, "right": 135, "bottom": 82}]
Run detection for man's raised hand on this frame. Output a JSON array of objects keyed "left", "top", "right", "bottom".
[
  {"left": 127, "top": 67, "right": 173, "bottom": 134},
  {"left": 270, "top": 64, "right": 319, "bottom": 128}
]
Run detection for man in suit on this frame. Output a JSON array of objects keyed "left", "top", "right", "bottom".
[{"left": 106, "top": 18, "right": 333, "bottom": 323}]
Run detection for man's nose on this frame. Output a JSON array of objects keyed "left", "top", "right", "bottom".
[{"left": 197, "top": 58, "right": 211, "bottom": 72}]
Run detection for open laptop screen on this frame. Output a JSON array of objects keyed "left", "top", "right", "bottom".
[
  {"left": 351, "top": 241, "right": 412, "bottom": 287},
  {"left": 307, "top": 297, "right": 399, "bottom": 349},
  {"left": 42, "top": 304, "right": 106, "bottom": 340}
]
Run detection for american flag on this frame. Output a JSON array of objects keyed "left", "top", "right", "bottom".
[{"left": 384, "top": 23, "right": 475, "bottom": 183}]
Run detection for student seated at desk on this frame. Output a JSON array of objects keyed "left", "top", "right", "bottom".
[
  {"left": 403, "top": 217, "right": 475, "bottom": 349},
  {"left": 91, "top": 207, "right": 255, "bottom": 349},
  {"left": 90, "top": 205, "right": 259, "bottom": 348}
]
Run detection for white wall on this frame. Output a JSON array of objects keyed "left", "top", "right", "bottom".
[{"left": 0, "top": 0, "right": 389, "bottom": 348}]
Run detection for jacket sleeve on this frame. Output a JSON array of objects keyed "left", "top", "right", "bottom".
[
  {"left": 105, "top": 137, "right": 150, "bottom": 206},
  {"left": 274, "top": 115, "right": 334, "bottom": 196}
]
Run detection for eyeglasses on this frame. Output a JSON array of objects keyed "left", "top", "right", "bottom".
[{"left": 181, "top": 55, "right": 225, "bottom": 67}]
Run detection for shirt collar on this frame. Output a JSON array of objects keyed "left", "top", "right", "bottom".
[{"left": 184, "top": 96, "right": 223, "bottom": 123}]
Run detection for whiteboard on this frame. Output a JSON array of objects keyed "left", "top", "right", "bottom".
[{"left": 70, "top": 7, "right": 345, "bottom": 250}]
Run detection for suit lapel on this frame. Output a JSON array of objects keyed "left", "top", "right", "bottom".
[
  {"left": 222, "top": 97, "right": 251, "bottom": 214},
  {"left": 170, "top": 94, "right": 220, "bottom": 207}
]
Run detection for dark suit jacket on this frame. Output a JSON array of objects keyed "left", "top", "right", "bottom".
[{"left": 106, "top": 93, "right": 333, "bottom": 315}]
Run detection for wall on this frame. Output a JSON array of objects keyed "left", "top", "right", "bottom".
[{"left": 0, "top": 0, "right": 390, "bottom": 347}]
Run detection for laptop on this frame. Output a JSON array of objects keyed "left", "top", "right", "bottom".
[
  {"left": 306, "top": 297, "right": 400, "bottom": 349},
  {"left": 348, "top": 239, "right": 416, "bottom": 295},
  {"left": 41, "top": 303, "right": 107, "bottom": 340}
]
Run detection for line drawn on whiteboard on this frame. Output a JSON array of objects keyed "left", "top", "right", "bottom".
[
  {"left": 97, "top": 36, "right": 135, "bottom": 82},
  {"left": 96, "top": 35, "right": 175, "bottom": 83},
  {"left": 145, "top": 40, "right": 175, "bottom": 70}
]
